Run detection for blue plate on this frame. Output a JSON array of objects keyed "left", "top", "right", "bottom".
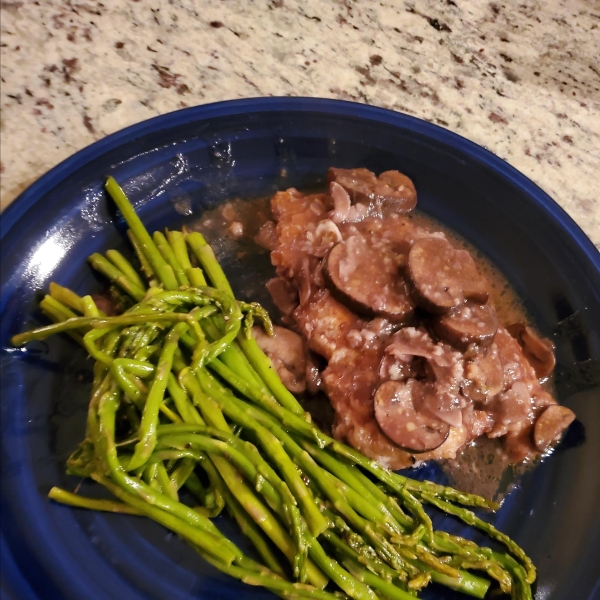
[{"left": 1, "top": 98, "right": 599, "bottom": 600}]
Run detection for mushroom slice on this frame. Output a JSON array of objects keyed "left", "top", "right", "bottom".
[
  {"left": 506, "top": 323, "right": 556, "bottom": 379},
  {"left": 432, "top": 302, "right": 498, "bottom": 350},
  {"left": 266, "top": 277, "right": 299, "bottom": 317},
  {"left": 533, "top": 405, "right": 576, "bottom": 452},
  {"left": 462, "top": 344, "right": 504, "bottom": 404},
  {"left": 252, "top": 325, "right": 307, "bottom": 394},
  {"left": 324, "top": 236, "right": 414, "bottom": 323},
  {"left": 329, "top": 182, "right": 368, "bottom": 224},
  {"left": 379, "top": 353, "right": 423, "bottom": 382},
  {"left": 384, "top": 326, "right": 465, "bottom": 427},
  {"left": 374, "top": 380, "right": 450, "bottom": 453},
  {"left": 327, "top": 167, "right": 417, "bottom": 213},
  {"left": 407, "top": 236, "right": 489, "bottom": 313},
  {"left": 378, "top": 170, "right": 418, "bottom": 212}
]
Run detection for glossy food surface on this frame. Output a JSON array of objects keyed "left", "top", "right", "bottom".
[{"left": 1, "top": 98, "right": 599, "bottom": 600}]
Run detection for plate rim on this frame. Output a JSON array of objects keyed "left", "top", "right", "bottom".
[{"left": 1, "top": 97, "right": 599, "bottom": 271}]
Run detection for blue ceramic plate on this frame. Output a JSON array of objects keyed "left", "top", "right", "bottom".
[{"left": 1, "top": 98, "right": 599, "bottom": 600}]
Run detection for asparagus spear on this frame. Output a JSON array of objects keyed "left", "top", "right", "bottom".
[{"left": 105, "top": 176, "right": 178, "bottom": 290}]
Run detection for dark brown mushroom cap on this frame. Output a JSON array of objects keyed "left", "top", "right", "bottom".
[
  {"left": 373, "top": 379, "right": 450, "bottom": 453},
  {"left": 324, "top": 236, "right": 414, "bottom": 323},
  {"left": 533, "top": 405, "right": 576, "bottom": 452},
  {"left": 507, "top": 323, "right": 556, "bottom": 379},
  {"left": 407, "top": 236, "right": 489, "bottom": 313},
  {"left": 327, "top": 167, "right": 417, "bottom": 213},
  {"left": 432, "top": 302, "right": 498, "bottom": 350}
]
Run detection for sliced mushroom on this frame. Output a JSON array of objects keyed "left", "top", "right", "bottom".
[
  {"left": 324, "top": 236, "right": 414, "bottom": 323},
  {"left": 533, "top": 405, "right": 576, "bottom": 452},
  {"left": 385, "top": 327, "right": 437, "bottom": 361},
  {"left": 329, "top": 181, "right": 352, "bottom": 224},
  {"left": 374, "top": 380, "right": 450, "bottom": 453},
  {"left": 462, "top": 344, "right": 504, "bottom": 403},
  {"left": 384, "top": 326, "right": 464, "bottom": 427},
  {"left": 416, "top": 383, "right": 464, "bottom": 428},
  {"left": 252, "top": 325, "right": 307, "bottom": 394},
  {"left": 327, "top": 167, "right": 417, "bottom": 213},
  {"left": 407, "top": 236, "right": 489, "bottom": 313},
  {"left": 504, "top": 424, "right": 536, "bottom": 464},
  {"left": 506, "top": 323, "right": 556, "bottom": 379},
  {"left": 487, "top": 380, "right": 537, "bottom": 440},
  {"left": 379, "top": 353, "right": 423, "bottom": 382},
  {"left": 432, "top": 302, "right": 498, "bottom": 350},
  {"left": 313, "top": 219, "right": 343, "bottom": 254},
  {"left": 266, "top": 277, "right": 299, "bottom": 317},
  {"left": 378, "top": 170, "right": 418, "bottom": 212},
  {"left": 329, "top": 182, "right": 368, "bottom": 224}
]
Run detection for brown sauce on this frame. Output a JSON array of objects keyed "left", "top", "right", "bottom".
[
  {"left": 191, "top": 197, "right": 532, "bottom": 328},
  {"left": 188, "top": 197, "right": 273, "bottom": 250},
  {"left": 440, "top": 436, "right": 532, "bottom": 502},
  {"left": 404, "top": 213, "right": 554, "bottom": 500},
  {"left": 408, "top": 212, "right": 529, "bottom": 328},
  {"left": 189, "top": 193, "right": 554, "bottom": 500}
]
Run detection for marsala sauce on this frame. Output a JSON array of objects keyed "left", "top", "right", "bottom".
[{"left": 189, "top": 195, "right": 552, "bottom": 502}]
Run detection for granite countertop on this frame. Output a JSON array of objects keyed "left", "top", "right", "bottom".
[{"left": 1, "top": 0, "right": 599, "bottom": 247}]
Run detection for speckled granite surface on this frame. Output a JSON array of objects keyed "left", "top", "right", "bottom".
[{"left": 1, "top": 0, "right": 599, "bottom": 246}]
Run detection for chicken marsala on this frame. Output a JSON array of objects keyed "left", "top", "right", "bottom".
[{"left": 256, "top": 167, "right": 575, "bottom": 469}]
